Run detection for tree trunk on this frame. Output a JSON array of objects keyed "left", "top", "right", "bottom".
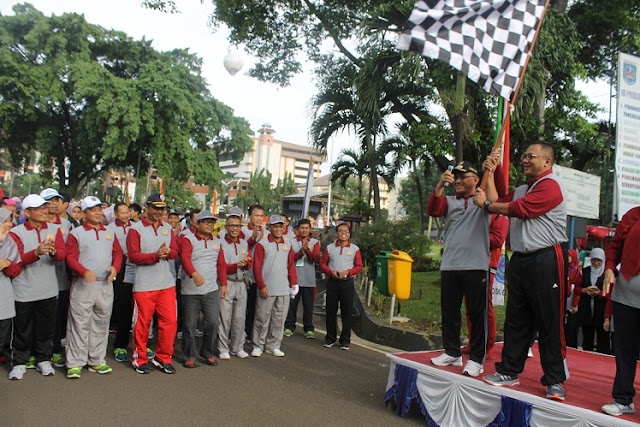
[
  {"left": 453, "top": 72, "right": 466, "bottom": 162},
  {"left": 366, "top": 132, "right": 381, "bottom": 221},
  {"left": 412, "top": 160, "right": 425, "bottom": 233}
]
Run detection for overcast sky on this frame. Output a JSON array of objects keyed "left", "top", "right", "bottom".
[{"left": 2, "top": 0, "right": 614, "bottom": 174}]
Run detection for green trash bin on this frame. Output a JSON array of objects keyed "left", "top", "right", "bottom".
[{"left": 376, "top": 251, "right": 392, "bottom": 296}]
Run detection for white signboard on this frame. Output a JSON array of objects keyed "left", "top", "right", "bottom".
[
  {"left": 614, "top": 52, "right": 640, "bottom": 219},
  {"left": 553, "top": 165, "right": 601, "bottom": 219}
]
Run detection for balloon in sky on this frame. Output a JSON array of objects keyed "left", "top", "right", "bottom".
[{"left": 223, "top": 52, "right": 244, "bottom": 76}]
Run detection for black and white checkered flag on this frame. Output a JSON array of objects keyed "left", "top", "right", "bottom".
[{"left": 397, "top": 0, "right": 547, "bottom": 99}]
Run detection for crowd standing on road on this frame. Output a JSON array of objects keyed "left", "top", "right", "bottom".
[{"left": 0, "top": 191, "right": 356, "bottom": 381}]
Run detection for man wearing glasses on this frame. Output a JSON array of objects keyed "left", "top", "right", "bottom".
[
  {"left": 126, "top": 193, "right": 179, "bottom": 374},
  {"left": 427, "top": 161, "right": 492, "bottom": 378},
  {"left": 8, "top": 194, "right": 67, "bottom": 380},
  {"left": 475, "top": 141, "right": 568, "bottom": 401},
  {"left": 218, "top": 207, "right": 252, "bottom": 360}
]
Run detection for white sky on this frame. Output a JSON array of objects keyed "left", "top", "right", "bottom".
[{"left": 1, "top": 0, "right": 614, "bottom": 174}]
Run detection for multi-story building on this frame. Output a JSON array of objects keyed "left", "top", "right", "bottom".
[{"left": 219, "top": 124, "right": 325, "bottom": 187}]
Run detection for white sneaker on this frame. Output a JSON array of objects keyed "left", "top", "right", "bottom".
[
  {"left": 431, "top": 352, "right": 463, "bottom": 367},
  {"left": 265, "top": 348, "right": 285, "bottom": 357},
  {"left": 462, "top": 360, "right": 484, "bottom": 377},
  {"left": 8, "top": 365, "right": 27, "bottom": 380},
  {"left": 36, "top": 361, "right": 55, "bottom": 376},
  {"left": 602, "top": 402, "right": 635, "bottom": 416},
  {"left": 236, "top": 350, "right": 249, "bottom": 359},
  {"left": 219, "top": 352, "right": 231, "bottom": 360},
  {"left": 527, "top": 348, "right": 534, "bottom": 358},
  {"left": 250, "top": 347, "right": 263, "bottom": 357}
]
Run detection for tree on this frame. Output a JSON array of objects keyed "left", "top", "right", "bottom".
[
  {"left": 380, "top": 116, "right": 453, "bottom": 232},
  {"left": 331, "top": 148, "right": 368, "bottom": 200},
  {"left": 234, "top": 169, "right": 296, "bottom": 214},
  {"left": 0, "top": 4, "right": 253, "bottom": 197}
]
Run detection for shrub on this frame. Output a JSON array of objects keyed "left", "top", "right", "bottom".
[
  {"left": 355, "top": 218, "right": 432, "bottom": 271},
  {"left": 412, "top": 255, "right": 440, "bottom": 272}
]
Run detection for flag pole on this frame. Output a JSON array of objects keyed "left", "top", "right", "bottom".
[{"left": 480, "top": 0, "right": 551, "bottom": 190}]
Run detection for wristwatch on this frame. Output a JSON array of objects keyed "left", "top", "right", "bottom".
[{"left": 483, "top": 200, "right": 492, "bottom": 210}]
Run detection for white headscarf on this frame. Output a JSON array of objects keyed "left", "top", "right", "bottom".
[{"left": 589, "top": 247, "right": 605, "bottom": 286}]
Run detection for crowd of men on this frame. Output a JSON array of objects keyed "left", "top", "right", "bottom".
[{"left": 0, "top": 190, "right": 362, "bottom": 380}]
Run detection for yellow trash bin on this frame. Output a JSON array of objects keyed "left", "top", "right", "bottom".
[{"left": 387, "top": 250, "right": 413, "bottom": 300}]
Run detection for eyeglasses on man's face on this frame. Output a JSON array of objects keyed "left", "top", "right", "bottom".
[{"left": 521, "top": 152, "right": 548, "bottom": 161}]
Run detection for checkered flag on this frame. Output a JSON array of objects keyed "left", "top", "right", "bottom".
[{"left": 397, "top": 0, "right": 547, "bottom": 99}]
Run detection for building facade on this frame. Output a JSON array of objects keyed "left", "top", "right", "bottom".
[{"left": 219, "top": 124, "right": 325, "bottom": 187}]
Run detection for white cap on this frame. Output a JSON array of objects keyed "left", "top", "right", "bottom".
[
  {"left": 40, "top": 188, "right": 62, "bottom": 201},
  {"left": 22, "top": 194, "right": 48, "bottom": 210},
  {"left": 81, "top": 196, "right": 102, "bottom": 211}
]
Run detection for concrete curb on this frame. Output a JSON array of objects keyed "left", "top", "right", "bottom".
[{"left": 352, "top": 286, "right": 443, "bottom": 352}]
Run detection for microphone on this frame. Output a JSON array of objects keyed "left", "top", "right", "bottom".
[{"left": 443, "top": 165, "right": 454, "bottom": 187}]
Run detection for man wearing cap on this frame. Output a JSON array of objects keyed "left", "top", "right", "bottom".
[
  {"left": 427, "top": 160, "right": 492, "bottom": 377},
  {"left": 284, "top": 219, "right": 320, "bottom": 339},
  {"left": 126, "top": 193, "right": 179, "bottom": 374},
  {"left": 218, "top": 207, "right": 252, "bottom": 360},
  {"left": 106, "top": 202, "right": 136, "bottom": 363},
  {"left": 40, "top": 188, "right": 74, "bottom": 368},
  {"left": 320, "top": 222, "right": 363, "bottom": 350},
  {"left": 250, "top": 215, "right": 298, "bottom": 357},
  {"left": 8, "top": 194, "right": 67, "bottom": 380},
  {"left": 64, "top": 197, "right": 123, "bottom": 378},
  {"left": 475, "top": 141, "right": 569, "bottom": 401},
  {"left": 179, "top": 211, "right": 227, "bottom": 367}
]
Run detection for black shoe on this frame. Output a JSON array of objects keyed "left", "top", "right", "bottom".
[
  {"left": 152, "top": 359, "right": 176, "bottom": 374},
  {"left": 134, "top": 363, "right": 151, "bottom": 374},
  {"left": 323, "top": 342, "right": 336, "bottom": 348},
  {"left": 340, "top": 344, "right": 350, "bottom": 351}
]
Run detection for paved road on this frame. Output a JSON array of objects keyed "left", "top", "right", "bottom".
[{"left": 1, "top": 328, "right": 422, "bottom": 426}]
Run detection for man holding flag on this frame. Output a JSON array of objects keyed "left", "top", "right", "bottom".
[{"left": 474, "top": 141, "right": 569, "bottom": 401}]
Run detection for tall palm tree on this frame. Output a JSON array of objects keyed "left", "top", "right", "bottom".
[
  {"left": 309, "top": 48, "right": 430, "bottom": 221},
  {"left": 331, "top": 148, "right": 368, "bottom": 199}
]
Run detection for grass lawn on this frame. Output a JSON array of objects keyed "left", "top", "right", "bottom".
[{"left": 370, "top": 271, "right": 506, "bottom": 337}]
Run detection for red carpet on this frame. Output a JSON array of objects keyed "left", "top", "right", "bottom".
[{"left": 395, "top": 343, "right": 640, "bottom": 424}]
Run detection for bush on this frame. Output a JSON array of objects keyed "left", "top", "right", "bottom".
[
  {"left": 355, "top": 218, "right": 432, "bottom": 270},
  {"left": 412, "top": 255, "right": 440, "bottom": 272}
]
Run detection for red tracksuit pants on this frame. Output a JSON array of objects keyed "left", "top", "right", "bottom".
[{"left": 132, "top": 287, "right": 177, "bottom": 366}]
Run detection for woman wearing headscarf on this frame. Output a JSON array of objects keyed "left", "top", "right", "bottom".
[
  {"left": 66, "top": 202, "right": 82, "bottom": 228},
  {"left": 564, "top": 249, "right": 581, "bottom": 348},
  {"left": 571, "top": 247, "right": 609, "bottom": 354},
  {"left": 0, "top": 208, "right": 22, "bottom": 363}
]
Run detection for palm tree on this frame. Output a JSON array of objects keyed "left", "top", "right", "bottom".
[
  {"left": 309, "top": 48, "right": 430, "bottom": 221},
  {"left": 331, "top": 148, "right": 368, "bottom": 199},
  {"left": 380, "top": 118, "right": 453, "bottom": 232}
]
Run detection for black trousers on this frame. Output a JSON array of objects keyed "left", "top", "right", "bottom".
[
  {"left": 496, "top": 244, "right": 568, "bottom": 386},
  {"left": 581, "top": 324, "right": 611, "bottom": 354},
  {"left": 12, "top": 296, "right": 57, "bottom": 365},
  {"left": 564, "top": 310, "right": 578, "bottom": 348},
  {"left": 245, "top": 282, "right": 258, "bottom": 338},
  {"left": 176, "top": 279, "right": 183, "bottom": 334},
  {"left": 285, "top": 287, "right": 315, "bottom": 332},
  {"left": 612, "top": 301, "right": 640, "bottom": 405},
  {"left": 441, "top": 270, "right": 488, "bottom": 364},
  {"left": 113, "top": 282, "right": 134, "bottom": 349},
  {"left": 325, "top": 278, "right": 354, "bottom": 346},
  {"left": 0, "top": 318, "right": 11, "bottom": 353},
  {"left": 52, "top": 289, "right": 69, "bottom": 354}
]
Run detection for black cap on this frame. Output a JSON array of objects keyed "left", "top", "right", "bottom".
[
  {"left": 453, "top": 161, "right": 479, "bottom": 176},
  {"left": 146, "top": 193, "right": 167, "bottom": 208}
]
